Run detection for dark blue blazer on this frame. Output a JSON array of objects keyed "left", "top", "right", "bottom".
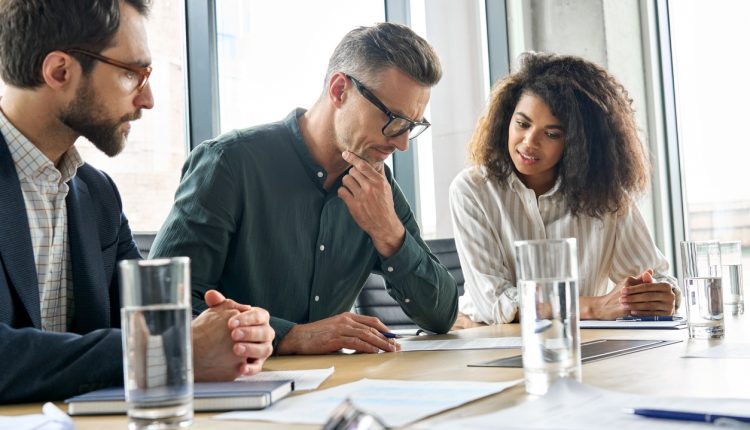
[{"left": 0, "top": 135, "right": 141, "bottom": 403}]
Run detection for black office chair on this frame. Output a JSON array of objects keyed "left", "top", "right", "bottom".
[
  {"left": 134, "top": 233, "right": 156, "bottom": 258},
  {"left": 354, "top": 238, "right": 464, "bottom": 329}
]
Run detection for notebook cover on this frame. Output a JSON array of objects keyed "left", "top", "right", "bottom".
[{"left": 65, "top": 379, "right": 294, "bottom": 415}]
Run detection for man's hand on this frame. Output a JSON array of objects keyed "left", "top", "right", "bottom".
[
  {"left": 276, "top": 312, "right": 400, "bottom": 355},
  {"left": 338, "top": 151, "right": 405, "bottom": 257},
  {"left": 192, "top": 290, "right": 274, "bottom": 381},
  {"left": 619, "top": 270, "right": 676, "bottom": 316}
]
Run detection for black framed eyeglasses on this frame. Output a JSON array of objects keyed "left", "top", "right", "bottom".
[
  {"left": 65, "top": 48, "right": 152, "bottom": 94},
  {"left": 346, "top": 74, "right": 430, "bottom": 140}
]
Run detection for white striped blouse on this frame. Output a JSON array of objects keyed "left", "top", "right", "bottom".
[{"left": 449, "top": 166, "right": 678, "bottom": 324}]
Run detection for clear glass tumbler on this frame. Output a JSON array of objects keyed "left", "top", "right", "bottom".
[
  {"left": 515, "top": 238, "right": 581, "bottom": 395},
  {"left": 119, "top": 257, "right": 193, "bottom": 429}
]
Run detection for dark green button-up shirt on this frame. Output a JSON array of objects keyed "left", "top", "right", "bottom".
[{"left": 151, "top": 109, "right": 458, "bottom": 347}]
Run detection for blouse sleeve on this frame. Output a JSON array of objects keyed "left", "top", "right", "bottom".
[{"left": 449, "top": 172, "right": 518, "bottom": 323}]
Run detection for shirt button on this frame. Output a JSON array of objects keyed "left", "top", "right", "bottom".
[
  {"left": 404, "top": 298, "right": 411, "bottom": 303},
  {"left": 387, "top": 266, "right": 394, "bottom": 273},
  {"left": 317, "top": 171, "right": 324, "bottom": 178},
  {"left": 314, "top": 295, "right": 320, "bottom": 302},
  {"left": 319, "top": 244, "right": 325, "bottom": 251}
]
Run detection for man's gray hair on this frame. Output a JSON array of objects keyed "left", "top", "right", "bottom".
[{"left": 324, "top": 22, "right": 442, "bottom": 89}]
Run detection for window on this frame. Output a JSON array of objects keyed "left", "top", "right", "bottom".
[
  {"left": 74, "top": 0, "right": 188, "bottom": 233},
  {"left": 668, "top": 0, "right": 750, "bottom": 271},
  {"left": 215, "top": 0, "right": 385, "bottom": 133},
  {"left": 0, "top": 4, "right": 187, "bottom": 234}
]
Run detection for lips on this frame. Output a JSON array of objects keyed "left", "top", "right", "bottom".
[
  {"left": 517, "top": 150, "right": 540, "bottom": 163},
  {"left": 371, "top": 147, "right": 394, "bottom": 161}
]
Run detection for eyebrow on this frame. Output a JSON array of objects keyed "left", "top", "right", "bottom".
[{"left": 514, "top": 111, "right": 564, "bottom": 130}]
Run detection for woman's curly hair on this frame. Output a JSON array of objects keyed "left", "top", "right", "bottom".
[{"left": 469, "top": 52, "right": 649, "bottom": 218}]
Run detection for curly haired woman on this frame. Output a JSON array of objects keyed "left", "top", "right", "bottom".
[{"left": 449, "top": 52, "right": 680, "bottom": 328}]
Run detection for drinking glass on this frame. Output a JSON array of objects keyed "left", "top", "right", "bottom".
[
  {"left": 680, "top": 241, "right": 724, "bottom": 339},
  {"left": 514, "top": 238, "right": 581, "bottom": 395},
  {"left": 720, "top": 241, "right": 744, "bottom": 316},
  {"left": 119, "top": 257, "right": 193, "bottom": 429}
]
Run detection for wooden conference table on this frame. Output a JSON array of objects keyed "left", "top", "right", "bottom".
[{"left": 3, "top": 316, "right": 749, "bottom": 429}]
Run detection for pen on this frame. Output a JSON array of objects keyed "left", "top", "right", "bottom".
[
  {"left": 628, "top": 408, "right": 750, "bottom": 425},
  {"left": 381, "top": 332, "right": 398, "bottom": 339},
  {"left": 615, "top": 316, "right": 683, "bottom": 322}
]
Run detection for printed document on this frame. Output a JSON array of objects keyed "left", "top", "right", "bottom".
[
  {"left": 397, "top": 337, "right": 522, "bottom": 352},
  {"left": 216, "top": 378, "right": 521, "bottom": 428},
  {"left": 237, "top": 366, "right": 334, "bottom": 391},
  {"left": 428, "top": 378, "right": 750, "bottom": 429}
]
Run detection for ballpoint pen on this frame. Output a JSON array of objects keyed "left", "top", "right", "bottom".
[
  {"left": 381, "top": 332, "right": 399, "bottom": 339},
  {"left": 615, "top": 316, "right": 683, "bottom": 322},
  {"left": 627, "top": 408, "right": 750, "bottom": 426}
]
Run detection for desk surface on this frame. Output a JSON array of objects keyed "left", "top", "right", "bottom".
[{"left": 3, "top": 316, "right": 749, "bottom": 429}]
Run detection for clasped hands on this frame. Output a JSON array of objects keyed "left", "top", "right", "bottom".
[
  {"left": 191, "top": 290, "right": 274, "bottom": 381},
  {"left": 592, "top": 269, "right": 676, "bottom": 320}
]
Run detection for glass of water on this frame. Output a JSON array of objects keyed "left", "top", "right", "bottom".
[
  {"left": 119, "top": 257, "right": 193, "bottom": 429},
  {"left": 514, "top": 238, "right": 581, "bottom": 395},
  {"left": 720, "top": 241, "right": 744, "bottom": 316},
  {"left": 680, "top": 241, "right": 724, "bottom": 339}
]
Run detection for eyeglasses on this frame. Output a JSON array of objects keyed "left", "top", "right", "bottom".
[
  {"left": 322, "top": 398, "right": 389, "bottom": 430},
  {"left": 346, "top": 74, "right": 430, "bottom": 140},
  {"left": 65, "top": 48, "right": 152, "bottom": 94}
]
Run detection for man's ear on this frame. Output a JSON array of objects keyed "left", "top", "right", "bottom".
[
  {"left": 328, "top": 72, "right": 348, "bottom": 108},
  {"left": 40, "top": 51, "right": 79, "bottom": 91}
]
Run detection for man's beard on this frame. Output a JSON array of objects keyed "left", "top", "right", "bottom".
[{"left": 59, "top": 81, "right": 141, "bottom": 157}]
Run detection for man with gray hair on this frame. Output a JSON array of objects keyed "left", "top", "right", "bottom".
[{"left": 151, "top": 23, "right": 458, "bottom": 355}]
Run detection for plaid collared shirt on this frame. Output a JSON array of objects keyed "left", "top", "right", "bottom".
[{"left": 0, "top": 110, "right": 83, "bottom": 332}]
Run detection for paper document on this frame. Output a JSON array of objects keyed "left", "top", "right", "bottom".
[
  {"left": 683, "top": 342, "right": 750, "bottom": 359},
  {"left": 0, "top": 403, "right": 73, "bottom": 430},
  {"left": 580, "top": 320, "right": 686, "bottom": 329},
  {"left": 237, "top": 366, "right": 334, "bottom": 391},
  {"left": 428, "top": 378, "right": 750, "bottom": 429},
  {"left": 216, "top": 378, "right": 522, "bottom": 428},
  {"left": 397, "top": 336, "right": 522, "bottom": 352}
]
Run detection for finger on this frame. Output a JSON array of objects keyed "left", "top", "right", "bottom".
[
  {"left": 229, "top": 308, "right": 270, "bottom": 328},
  {"left": 204, "top": 289, "right": 227, "bottom": 307},
  {"left": 337, "top": 184, "right": 355, "bottom": 203},
  {"left": 629, "top": 309, "right": 675, "bottom": 317},
  {"left": 623, "top": 300, "right": 674, "bottom": 313},
  {"left": 344, "top": 325, "right": 397, "bottom": 352},
  {"left": 641, "top": 269, "right": 654, "bottom": 284},
  {"left": 347, "top": 165, "right": 371, "bottom": 187},
  {"left": 620, "top": 291, "right": 675, "bottom": 304},
  {"left": 221, "top": 299, "right": 253, "bottom": 313},
  {"left": 238, "top": 359, "right": 264, "bottom": 377},
  {"left": 341, "top": 174, "right": 363, "bottom": 195},
  {"left": 232, "top": 325, "right": 275, "bottom": 343},
  {"left": 342, "top": 151, "right": 378, "bottom": 180},
  {"left": 233, "top": 341, "right": 273, "bottom": 360},
  {"left": 621, "top": 282, "right": 673, "bottom": 295},
  {"left": 347, "top": 313, "right": 390, "bottom": 332},
  {"left": 341, "top": 335, "right": 382, "bottom": 354}
]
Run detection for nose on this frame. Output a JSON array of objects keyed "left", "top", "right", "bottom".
[
  {"left": 135, "top": 81, "right": 155, "bottom": 110},
  {"left": 523, "top": 128, "right": 541, "bottom": 147},
  {"left": 388, "top": 132, "right": 410, "bottom": 152}
]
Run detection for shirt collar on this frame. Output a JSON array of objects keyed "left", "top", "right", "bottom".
[
  {"left": 0, "top": 108, "right": 84, "bottom": 185},
  {"left": 507, "top": 170, "right": 562, "bottom": 199},
  {"left": 285, "top": 108, "right": 334, "bottom": 192}
]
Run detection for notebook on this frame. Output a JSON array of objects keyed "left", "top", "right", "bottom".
[{"left": 65, "top": 380, "right": 294, "bottom": 415}]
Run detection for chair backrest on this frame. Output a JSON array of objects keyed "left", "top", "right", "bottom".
[
  {"left": 354, "top": 238, "right": 464, "bottom": 329},
  {"left": 134, "top": 233, "right": 156, "bottom": 258}
]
